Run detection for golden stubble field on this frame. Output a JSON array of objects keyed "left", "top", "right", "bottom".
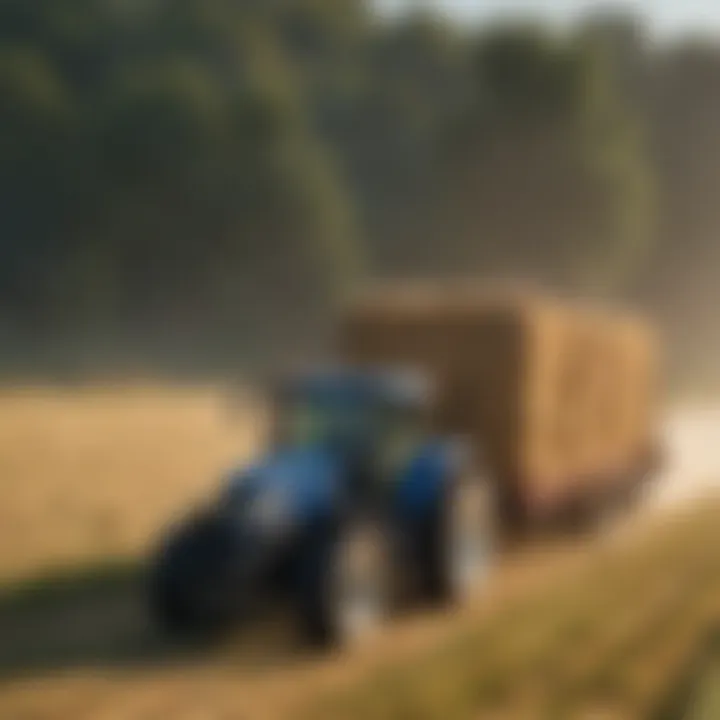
[
  {"left": 0, "top": 384, "right": 264, "bottom": 583},
  {"left": 0, "top": 385, "right": 717, "bottom": 720}
]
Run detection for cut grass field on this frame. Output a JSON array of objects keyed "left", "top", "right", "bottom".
[
  {"left": 0, "top": 385, "right": 261, "bottom": 583},
  {"left": 302, "top": 503, "right": 720, "bottom": 720},
  {"left": 689, "top": 653, "right": 720, "bottom": 719},
  {"left": 0, "top": 387, "right": 717, "bottom": 719}
]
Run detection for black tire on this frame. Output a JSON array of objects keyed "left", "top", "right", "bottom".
[
  {"left": 423, "top": 468, "right": 495, "bottom": 606},
  {"left": 298, "top": 517, "right": 391, "bottom": 649},
  {"left": 148, "top": 512, "right": 241, "bottom": 643}
]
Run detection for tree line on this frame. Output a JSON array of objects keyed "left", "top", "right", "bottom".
[{"left": 0, "top": 1, "right": 717, "bottom": 383}]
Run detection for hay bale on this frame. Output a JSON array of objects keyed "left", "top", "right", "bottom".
[
  {"left": 339, "top": 287, "right": 565, "bottom": 521},
  {"left": 617, "top": 316, "right": 660, "bottom": 465},
  {"left": 337, "top": 284, "right": 661, "bottom": 525},
  {"left": 556, "top": 307, "right": 603, "bottom": 483},
  {"left": 571, "top": 308, "right": 628, "bottom": 481},
  {"left": 555, "top": 305, "right": 659, "bottom": 484},
  {"left": 515, "top": 300, "right": 575, "bottom": 504},
  {"left": 592, "top": 317, "right": 630, "bottom": 476}
]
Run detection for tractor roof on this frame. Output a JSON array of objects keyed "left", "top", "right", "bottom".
[{"left": 277, "top": 365, "right": 433, "bottom": 410}]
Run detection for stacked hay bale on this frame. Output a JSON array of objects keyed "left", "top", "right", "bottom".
[
  {"left": 615, "top": 315, "right": 661, "bottom": 473},
  {"left": 546, "top": 303, "right": 601, "bottom": 491},
  {"left": 337, "top": 283, "right": 660, "bottom": 529},
  {"left": 341, "top": 284, "right": 515, "bottom": 523},
  {"left": 562, "top": 304, "right": 628, "bottom": 491},
  {"left": 574, "top": 304, "right": 660, "bottom": 485},
  {"left": 589, "top": 312, "right": 629, "bottom": 483},
  {"left": 515, "top": 298, "right": 585, "bottom": 515}
]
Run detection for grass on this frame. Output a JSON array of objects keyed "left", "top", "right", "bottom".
[
  {"left": 689, "top": 655, "right": 720, "bottom": 720},
  {"left": 0, "top": 559, "right": 139, "bottom": 613},
  {"left": 0, "top": 385, "right": 268, "bottom": 691},
  {"left": 0, "top": 385, "right": 261, "bottom": 583},
  {"left": 0, "top": 557, "right": 156, "bottom": 678},
  {"left": 302, "top": 502, "right": 720, "bottom": 720},
  {"left": 0, "top": 387, "right": 717, "bottom": 719}
]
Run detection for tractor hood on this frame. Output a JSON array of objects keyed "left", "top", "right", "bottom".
[{"left": 220, "top": 445, "right": 342, "bottom": 537}]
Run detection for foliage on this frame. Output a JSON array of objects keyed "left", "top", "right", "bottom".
[{"left": 0, "top": 1, "right": 715, "bottom": 378}]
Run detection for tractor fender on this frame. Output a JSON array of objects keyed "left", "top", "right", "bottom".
[
  {"left": 393, "top": 438, "right": 471, "bottom": 523},
  {"left": 226, "top": 446, "right": 345, "bottom": 532}
]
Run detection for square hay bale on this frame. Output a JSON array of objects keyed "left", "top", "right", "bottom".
[
  {"left": 570, "top": 309, "right": 634, "bottom": 483},
  {"left": 339, "top": 287, "right": 562, "bottom": 522},
  {"left": 337, "top": 284, "right": 660, "bottom": 526},
  {"left": 571, "top": 314, "right": 619, "bottom": 481},
  {"left": 543, "top": 301, "right": 660, "bottom": 491},
  {"left": 616, "top": 318, "right": 661, "bottom": 465},
  {"left": 515, "top": 299, "right": 577, "bottom": 506}
]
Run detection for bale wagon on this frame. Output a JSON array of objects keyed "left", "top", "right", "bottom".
[
  {"left": 337, "top": 283, "right": 663, "bottom": 538},
  {"left": 147, "top": 283, "right": 664, "bottom": 648}
]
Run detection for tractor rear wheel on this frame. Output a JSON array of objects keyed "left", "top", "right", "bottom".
[
  {"left": 299, "top": 517, "right": 392, "bottom": 648},
  {"left": 424, "top": 469, "right": 495, "bottom": 606}
]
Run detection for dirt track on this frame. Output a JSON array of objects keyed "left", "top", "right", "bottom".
[{"left": 0, "top": 406, "right": 718, "bottom": 719}]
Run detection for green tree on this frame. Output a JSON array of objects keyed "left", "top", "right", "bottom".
[
  {"left": 0, "top": 43, "right": 75, "bottom": 329},
  {"left": 420, "top": 26, "right": 654, "bottom": 295}
]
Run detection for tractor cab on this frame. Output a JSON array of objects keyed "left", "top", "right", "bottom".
[
  {"left": 150, "top": 364, "right": 492, "bottom": 648},
  {"left": 270, "top": 367, "right": 433, "bottom": 488}
]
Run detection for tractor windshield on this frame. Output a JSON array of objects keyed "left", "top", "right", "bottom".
[
  {"left": 271, "top": 370, "right": 431, "bottom": 465},
  {"left": 273, "top": 386, "right": 374, "bottom": 452}
]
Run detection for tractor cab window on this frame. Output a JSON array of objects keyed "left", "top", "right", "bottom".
[
  {"left": 272, "top": 388, "right": 373, "bottom": 451},
  {"left": 277, "top": 400, "right": 329, "bottom": 447}
]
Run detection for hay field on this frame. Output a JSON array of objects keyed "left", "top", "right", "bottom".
[
  {"left": 0, "top": 385, "right": 262, "bottom": 583},
  {"left": 0, "top": 496, "right": 716, "bottom": 720},
  {"left": 304, "top": 502, "right": 720, "bottom": 720},
  {"left": 0, "top": 386, "right": 717, "bottom": 720}
]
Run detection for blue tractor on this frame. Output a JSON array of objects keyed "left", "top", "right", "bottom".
[{"left": 148, "top": 367, "right": 494, "bottom": 647}]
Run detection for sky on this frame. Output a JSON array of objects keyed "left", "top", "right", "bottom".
[{"left": 376, "top": 1, "right": 720, "bottom": 38}]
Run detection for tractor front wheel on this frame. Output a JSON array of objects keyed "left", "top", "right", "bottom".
[{"left": 147, "top": 512, "right": 242, "bottom": 644}]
